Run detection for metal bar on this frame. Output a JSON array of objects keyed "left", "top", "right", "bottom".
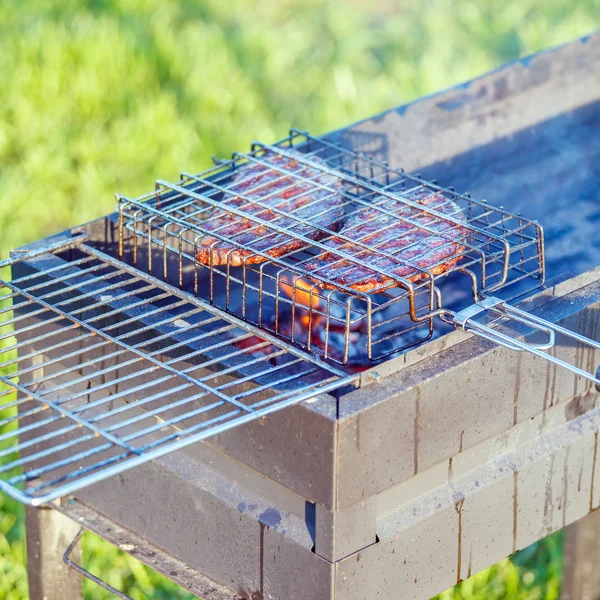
[
  {"left": 63, "top": 528, "right": 133, "bottom": 600},
  {"left": 454, "top": 296, "right": 600, "bottom": 385},
  {"left": 1, "top": 232, "right": 88, "bottom": 269}
]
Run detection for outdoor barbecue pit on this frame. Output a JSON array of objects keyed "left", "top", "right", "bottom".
[{"left": 1, "top": 34, "right": 599, "bottom": 600}]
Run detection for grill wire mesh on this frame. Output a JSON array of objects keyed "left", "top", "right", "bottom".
[
  {"left": 118, "top": 129, "right": 545, "bottom": 364},
  {"left": 0, "top": 129, "right": 548, "bottom": 504},
  {"left": 0, "top": 241, "right": 354, "bottom": 505}
]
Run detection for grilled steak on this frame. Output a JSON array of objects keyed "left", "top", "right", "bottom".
[
  {"left": 306, "top": 191, "right": 468, "bottom": 292},
  {"left": 195, "top": 151, "right": 344, "bottom": 266}
]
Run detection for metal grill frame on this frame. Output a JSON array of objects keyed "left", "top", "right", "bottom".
[
  {"left": 0, "top": 236, "right": 356, "bottom": 505},
  {"left": 117, "top": 129, "right": 545, "bottom": 364}
]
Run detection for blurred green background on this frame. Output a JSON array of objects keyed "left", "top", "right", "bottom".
[{"left": 0, "top": 0, "right": 597, "bottom": 598}]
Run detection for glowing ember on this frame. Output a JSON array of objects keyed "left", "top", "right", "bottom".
[
  {"left": 232, "top": 276, "right": 324, "bottom": 360},
  {"left": 233, "top": 334, "right": 276, "bottom": 354},
  {"left": 279, "top": 275, "right": 323, "bottom": 329},
  {"left": 232, "top": 276, "right": 384, "bottom": 373}
]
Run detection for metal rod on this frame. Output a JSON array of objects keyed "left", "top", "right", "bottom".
[
  {"left": 63, "top": 528, "right": 134, "bottom": 600},
  {"left": 453, "top": 296, "right": 600, "bottom": 386},
  {"left": 0, "top": 233, "right": 88, "bottom": 269}
]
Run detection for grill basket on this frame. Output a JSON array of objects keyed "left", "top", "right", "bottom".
[{"left": 118, "top": 130, "right": 545, "bottom": 364}]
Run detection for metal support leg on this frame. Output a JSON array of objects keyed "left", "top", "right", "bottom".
[
  {"left": 25, "top": 505, "right": 84, "bottom": 600},
  {"left": 561, "top": 510, "right": 600, "bottom": 600}
]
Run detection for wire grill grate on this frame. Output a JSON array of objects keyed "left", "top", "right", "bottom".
[
  {"left": 118, "top": 130, "right": 544, "bottom": 364},
  {"left": 0, "top": 239, "right": 355, "bottom": 505}
]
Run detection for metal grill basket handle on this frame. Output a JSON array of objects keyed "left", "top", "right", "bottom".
[{"left": 453, "top": 297, "right": 600, "bottom": 388}]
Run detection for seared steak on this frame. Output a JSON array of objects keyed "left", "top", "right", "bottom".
[
  {"left": 195, "top": 151, "right": 344, "bottom": 266},
  {"left": 306, "top": 191, "right": 468, "bottom": 292}
]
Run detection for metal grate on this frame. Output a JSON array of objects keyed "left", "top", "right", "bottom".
[
  {"left": 117, "top": 129, "right": 545, "bottom": 364},
  {"left": 0, "top": 237, "right": 356, "bottom": 505}
]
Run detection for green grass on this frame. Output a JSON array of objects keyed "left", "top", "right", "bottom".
[
  {"left": 0, "top": 0, "right": 597, "bottom": 597},
  {"left": 437, "top": 535, "right": 564, "bottom": 600}
]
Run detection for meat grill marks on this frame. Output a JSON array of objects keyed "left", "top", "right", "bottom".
[
  {"left": 193, "top": 148, "right": 468, "bottom": 292},
  {"left": 195, "top": 151, "right": 345, "bottom": 266},
  {"left": 306, "top": 191, "right": 468, "bottom": 292}
]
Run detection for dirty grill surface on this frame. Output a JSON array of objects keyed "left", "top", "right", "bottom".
[
  {"left": 118, "top": 130, "right": 544, "bottom": 364},
  {"left": 0, "top": 242, "right": 353, "bottom": 505}
]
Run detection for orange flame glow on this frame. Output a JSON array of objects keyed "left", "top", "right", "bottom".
[{"left": 280, "top": 276, "right": 323, "bottom": 328}]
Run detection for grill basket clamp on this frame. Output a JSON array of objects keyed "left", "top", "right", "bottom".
[{"left": 118, "top": 130, "right": 545, "bottom": 364}]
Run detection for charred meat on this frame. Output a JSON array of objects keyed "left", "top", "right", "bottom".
[
  {"left": 306, "top": 191, "right": 468, "bottom": 292},
  {"left": 195, "top": 151, "right": 344, "bottom": 266}
]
